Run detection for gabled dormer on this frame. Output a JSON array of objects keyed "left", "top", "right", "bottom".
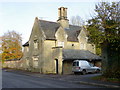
[
  {"left": 29, "top": 17, "right": 46, "bottom": 46},
  {"left": 55, "top": 26, "right": 68, "bottom": 48},
  {"left": 77, "top": 27, "right": 88, "bottom": 50}
]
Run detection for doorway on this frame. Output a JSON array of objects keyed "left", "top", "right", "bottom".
[{"left": 55, "top": 59, "right": 58, "bottom": 74}]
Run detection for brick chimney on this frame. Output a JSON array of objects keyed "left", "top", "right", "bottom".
[{"left": 57, "top": 7, "right": 69, "bottom": 28}]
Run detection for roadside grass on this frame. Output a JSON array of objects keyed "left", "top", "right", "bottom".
[{"left": 92, "top": 75, "right": 120, "bottom": 83}]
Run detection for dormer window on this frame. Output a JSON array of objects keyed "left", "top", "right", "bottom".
[
  {"left": 34, "top": 40, "right": 38, "bottom": 49},
  {"left": 34, "top": 35, "right": 38, "bottom": 49},
  {"left": 58, "top": 41, "right": 64, "bottom": 47},
  {"left": 85, "top": 37, "right": 88, "bottom": 42},
  {"left": 32, "top": 56, "right": 38, "bottom": 68},
  {"left": 80, "top": 43, "right": 86, "bottom": 50},
  {"left": 26, "top": 47, "right": 29, "bottom": 52}
]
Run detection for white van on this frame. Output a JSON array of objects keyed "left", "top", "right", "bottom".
[{"left": 72, "top": 60, "right": 101, "bottom": 74}]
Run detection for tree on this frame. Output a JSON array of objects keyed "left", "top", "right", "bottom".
[
  {"left": 1, "top": 31, "right": 23, "bottom": 62},
  {"left": 87, "top": 2, "right": 120, "bottom": 78},
  {"left": 70, "top": 15, "right": 85, "bottom": 26}
]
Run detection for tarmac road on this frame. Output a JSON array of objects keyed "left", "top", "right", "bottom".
[{"left": 2, "top": 70, "right": 105, "bottom": 88}]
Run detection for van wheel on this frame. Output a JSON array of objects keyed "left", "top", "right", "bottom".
[{"left": 82, "top": 70, "right": 86, "bottom": 75}]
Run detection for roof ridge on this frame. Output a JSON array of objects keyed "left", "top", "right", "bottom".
[
  {"left": 39, "top": 19, "right": 58, "bottom": 24},
  {"left": 39, "top": 19, "right": 81, "bottom": 27}
]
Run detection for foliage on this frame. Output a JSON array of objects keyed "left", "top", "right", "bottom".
[
  {"left": 92, "top": 75, "right": 120, "bottom": 83},
  {"left": 87, "top": 2, "right": 120, "bottom": 78},
  {"left": 87, "top": 2, "right": 120, "bottom": 44},
  {"left": 1, "top": 31, "right": 23, "bottom": 62}
]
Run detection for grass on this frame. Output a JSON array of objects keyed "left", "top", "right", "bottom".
[{"left": 92, "top": 75, "right": 120, "bottom": 83}]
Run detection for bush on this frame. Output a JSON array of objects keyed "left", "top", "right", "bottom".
[{"left": 103, "top": 68, "right": 120, "bottom": 78}]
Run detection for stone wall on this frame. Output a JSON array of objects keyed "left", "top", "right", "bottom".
[
  {"left": 63, "top": 60, "right": 73, "bottom": 74},
  {"left": 2, "top": 59, "right": 27, "bottom": 70}
]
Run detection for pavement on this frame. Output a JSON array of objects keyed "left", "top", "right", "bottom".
[{"left": 2, "top": 69, "right": 120, "bottom": 88}]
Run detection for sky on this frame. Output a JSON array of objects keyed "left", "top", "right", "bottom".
[{"left": 0, "top": 0, "right": 116, "bottom": 44}]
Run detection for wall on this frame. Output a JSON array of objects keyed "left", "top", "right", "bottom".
[
  {"left": 42, "top": 40, "right": 56, "bottom": 74},
  {"left": 3, "top": 60, "right": 25, "bottom": 70},
  {"left": 66, "top": 41, "right": 80, "bottom": 50},
  {"left": 52, "top": 48, "right": 63, "bottom": 74},
  {"left": 87, "top": 44, "right": 96, "bottom": 54},
  {"left": 63, "top": 60, "right": 73, "bottom": 74},
  {"left": 28, "top": 18, "right": 45, "bottom": 72},
  {"left": 42, "top": 40, "right": 63, "bottom": 74}
]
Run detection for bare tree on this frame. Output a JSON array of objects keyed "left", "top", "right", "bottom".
[{"left": 70, "top": 15, "right": 85, "bottom": 26}]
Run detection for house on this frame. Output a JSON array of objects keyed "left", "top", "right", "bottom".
[{"left": 22, "top": 7, "right": 101, "bottom": 74}]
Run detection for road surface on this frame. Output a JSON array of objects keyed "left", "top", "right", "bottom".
[{"left": 2, "top": 70, "right": 104, "bottom": 88}]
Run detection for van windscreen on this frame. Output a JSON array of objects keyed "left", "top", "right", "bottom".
[{"left": 73, "top": 62, "right": 79, "bottom": 66}]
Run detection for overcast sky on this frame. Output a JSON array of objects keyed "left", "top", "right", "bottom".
[{"left": 0, "top": 0, "right": 116, "bottom": 44}]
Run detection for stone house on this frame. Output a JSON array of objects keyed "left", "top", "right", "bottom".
[{"left": 22, "top": 7, "right": 101, "bottom": 74}]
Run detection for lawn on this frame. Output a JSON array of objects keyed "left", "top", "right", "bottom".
[{"left": 92, "top": 75, "right": 120, "bottom": 83}]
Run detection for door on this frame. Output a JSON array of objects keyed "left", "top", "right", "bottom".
[{"left": 55, "top": 59, "right": 58, "bottom": 74}]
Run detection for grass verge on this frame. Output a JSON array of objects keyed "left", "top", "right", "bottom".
[{"left": 92, "top": 75, "right": 120, "bottom": 83}]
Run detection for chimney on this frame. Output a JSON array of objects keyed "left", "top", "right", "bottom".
[{"left": 57, "top": 7, "right": 69, "bottom": 28}]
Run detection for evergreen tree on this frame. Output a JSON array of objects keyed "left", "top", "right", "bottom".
[{"left": 87, "top": 2, "right": 120, "bottom": 78}]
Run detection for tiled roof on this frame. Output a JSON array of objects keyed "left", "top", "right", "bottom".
[
  {"left": 63, "top": 49, "right": 102, "bottom": 60},
  {"left": 39, "top": 20, "right": 81, "bottom": 42},
  {"left": 39, "top": 20, "right": 60, "bottom": 40},
  {"left": 23, "top": 20, "right": 82, "bottom": 46}
]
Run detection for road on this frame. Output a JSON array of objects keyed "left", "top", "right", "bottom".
[{"left": 2, "top": 71, "right": 104, "bottom": 88}]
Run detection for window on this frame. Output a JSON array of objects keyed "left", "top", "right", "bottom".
[
  {"left": 34, "top": 35, "right": 38, "bottom": 49},
  {"left": 26, "top": 47, "right": 29, "bottom": 52},
  {"left": 73, "top": 62, "right": 79, "bottom": 66},
  {"left": 26, "top": 59, "right": 29, "bottom": 66},
  {"left": 34, "top": 39, "right": 38, "bottom": 49},
  {"left": 34, "top": 42, "right": 38, "bottom": 49},
  {"left": 72, "top": 44, "right": 74, "bottom": 46},
  {"left": 32, "top": 57, "right": 38, "bottom": 67},
  {"left": 80, "top": 43, "right": 86, "bottom": 50},
  {"left": 85, "top": 37, "right": 88, "bottom": 42},
  {"left": 58, "top": 42, "right": 64, "bottom": 47}
]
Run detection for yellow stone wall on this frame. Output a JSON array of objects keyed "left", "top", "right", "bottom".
[
  {"left": 87, "top": 44, "right": 96, "bottom": 54},
  {"left": 63, "top": 61, "right": 73, "bottom": 74},
  {"left": 66, "top": 41, "right": 80, "bottom": 49},
  {"left": 43, "top": 40, "right": 56, "bottom": 74}
]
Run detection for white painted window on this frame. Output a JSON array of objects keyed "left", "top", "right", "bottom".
[
  {"left": 58, "top": 42, "right": 64, "bottom": 47},
  {"left": 32, "top": 57, "right": 38, "bottom": 67},
  {"left": 80, "top": 43, "right": 86, "bottom": 50},
  {"left": 34, "top": 42, "right": 38, "bottom": 49},
  {"left": 26, "top": 59, "right": 29, "bottom": 66},
  {"left": 85, "top": 37, "right": 88, "bottom": 42},
  {"left": 26, "top": 47, "right": 29, "bottom": 52}
]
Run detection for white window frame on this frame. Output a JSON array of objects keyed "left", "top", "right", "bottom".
[
  {"left": 32, "top": 57, "right": 38, "bottom": 68},
  {"left": 26, "top": 59, "right": 29, "bottom": 66},
  {"left": 58, "top": 41, "right": 64, "bottom": 47},
  {"left": 34, "top": 42, "right": 38, "bottom": 49},
  {"left": 80, "top": 43, "right": 86, "bottom": 50},
  {"left": 26, "top": 47, "right": 29, "bottom": 52}
]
